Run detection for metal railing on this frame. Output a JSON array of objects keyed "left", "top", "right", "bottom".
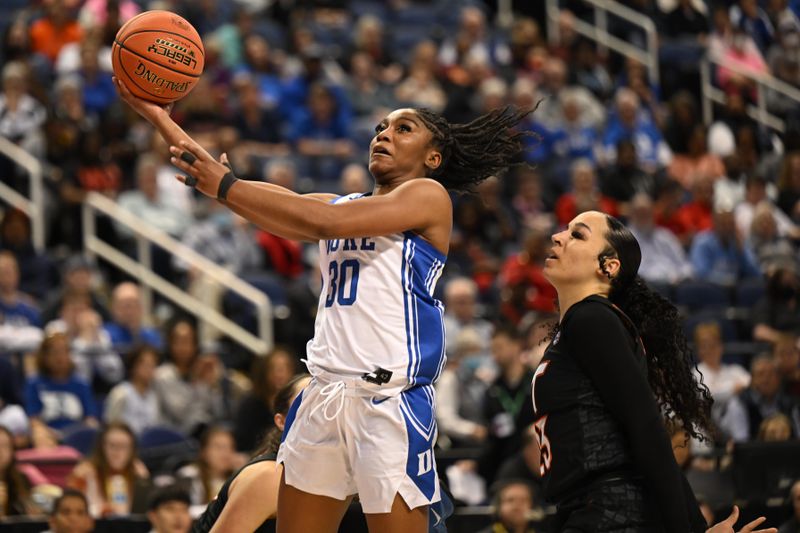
[
  {"left": 82, "top": 192, "right": 273, "bottom": 355},
  {"left": 545, "top": 0, "right": 659, "bottom": 86},
  {"left": 0, "top": 136, "right": 46, "bottom": 252},
  {"left": 701, "top": 54, "right": 800, "bottom": 133}
]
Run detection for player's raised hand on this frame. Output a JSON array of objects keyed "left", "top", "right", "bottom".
[
  {"left": 170, "top": 140, "right": 231, "bottom": 199},
  {"left": 705, "top": 506, "right": 777, "bottom": 533},
  {"left": 113, "top": 76, "right": 173, "bottom": 123}
]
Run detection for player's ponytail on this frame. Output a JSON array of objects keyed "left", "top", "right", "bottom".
[
  {"left": 415, "top": 106, "right": 535, "bottom": 192},
  {"left": 602, "top": 215, "right": 713, "bottom": 441}
]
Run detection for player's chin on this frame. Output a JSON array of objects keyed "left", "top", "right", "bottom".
[{"left": 368, "top": 158, "right": 392, "bottom": 176}]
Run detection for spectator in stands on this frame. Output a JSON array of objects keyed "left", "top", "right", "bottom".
[
  {"left": 0, "top": 251, "right": 43, "bottom": 355},
  {"left": 757, "top": 412, "right": 793, "bottom": 440},
  {"left": 338, "top": 163, "right": 371, "bottom": 196},
  {"left": 67, "top": 422, "right": 149, "bottom": 517},
  {"left": 0, "top": 358, "right": 28, "bottom": 445},
  {"left": 777, "top": 152, "right": 800, "bottom": 224},
  {"left": 443, "top": 277, "right": 493, "bottom": 358},
  {"left": 0, "top": 425, "right": 36, "bottom": 517},
  {"left": 72, "top": 38, "right": 116, "bottom": 117},
  {"left": 536, "top": 57, "right": 605, "bottom": 131},
  {"left": 175, "top": 200, "right": 262, "bottom": 278},
  {"left": 177, "top": 426, "right": 236, "bottom": 507},
  {"left": 693, "top": 321, "right": 751, "bottom": 424},
  {"left": 627, "top": 193, "right": 693, "bottom": 284},
  {"left": 732, "top": 0, "right": 775, "bottom": 53},
  {"left": 717, "top": 26, "right": 770, "bottom": 97},
  {"left": 394, "top": 41, "right": 447, "bottom": 113},
  {"left": 720, "top": 353, "right": 800, "bottom": 441},
  {"left": 550, "top": 88, "right": 600, "bottom": 164},
  {"left": 435, "top": 328, "right": 489, "bottom": 448},
  {"left": 664, "top": 91, "right": 701, "bottom": 155},
  {"left": 153, "top": 319, "right": 231, "bottom": 437},
  {"left": 602, "top": 88, "right": 672, "bottom": 172},
  {"left": 233, "top": 347, "right": 296, "bottom": 453},
  {"left": 346, "top": 50, "right": 399, "bottom": 146},
  {"left": 103, "top": 282, "right": 162, "bottom": 355},
  {"left": 28, "top": 0, "right": 83, "bottom": 64},
  {"left": 439, "top": 6, "right": 511, "bottom": 74},
  {"left": 236, "top": 34, "right": 282, "bottom": 109},
  {"left": 676, "top": 173, "right": 716, "bottom": 240},
  {"left": 753, "top": 266, "right": 800, "bottom": 342},
  {"left": 570, "top": 40, "right": 613, "bottom": 101},
  {"left": 25, "top": 332, "right": 98, "bottom": 445},
  {"left": 778, "top": 480, "right": 800, "bottom": 533},
  {"left": 736, "top": 175, "right": 800, "bottom": 240},
  {"left": 104, "top": 345, "right": 161, "bottom": 436},
  {"left": 146, "top": 484, "right": 192, "bottom": 533},
  {"left": 477, "top": 480, "right": 537, "bottom": 533},
  {"left": 494, "top": 425, "right": 542, "bottom": 493},
  {"left": 117, "top": 154, "right": 191, "bottom": 239},
  {"left": 45, "top": 489, "right": 94, "bottom": 533},
  {"left": 775, "top": 334, "right": 800, "bottom": 397},
  {"left": 748, "top": 202, "right": 798, "bottom": 273},
  {"left": 0, "top": 209, "right": 56, "bottom": 302},
  {"left": 45, "top": 290, "right": 123, "bottom": 395},
  {"left": 654, "top": 179, "right": 694, "bottom": 246},
  {"left": 554, "top": 159, "right": 618, "bottom": 227},
  {"left": 0, "top": 62, "right": 46, "bottom": 161},
  {"left": 346, "top": 15, "right": 402, "bottom": 85},
  {"left": 42, "top": 256, "right": 108, "bottom": 325},
  {"left": 689, "top": 202, "right": 761, "bottom": 285},
  {"left": 480, "top": 327, "right": 535, "bottom": 485},
  {"left": 498, "top": 228, "right": 557, "bottom": 324},
  {"left": 668, "top": 124, "right": 725, "bottom": 190},
  {"left": 227, "top": 73, "right": 287, "bottom": 172},
  {"left": 664, "top": 0, "right": 710, "bottom": 42},
  {"left": 600, "top": 139, "right": 657, "bottom": 209}
]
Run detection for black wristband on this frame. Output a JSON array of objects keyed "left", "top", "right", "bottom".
[{"left": 216, "top": 171, "right": 238, "bottom": 201}]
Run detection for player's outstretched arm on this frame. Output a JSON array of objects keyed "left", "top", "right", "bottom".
[{"left": 169, "top": 139, "right": 451, "bottom": 243}]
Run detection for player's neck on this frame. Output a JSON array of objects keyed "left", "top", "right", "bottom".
[{"left": 556, "top": 283, "right": 608, "bottom": 322}]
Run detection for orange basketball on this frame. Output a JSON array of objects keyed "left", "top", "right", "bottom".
[{"left": 112, "top": 10, "right": 204, "bottom": 103}]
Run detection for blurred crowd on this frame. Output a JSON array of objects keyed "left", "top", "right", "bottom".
[{"left": 0, "top": 0, "right": 800, "bottom": 531}]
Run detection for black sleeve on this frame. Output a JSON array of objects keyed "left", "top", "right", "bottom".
[{"left": 562, "top": 302, "right": 705, "bottom": 532}]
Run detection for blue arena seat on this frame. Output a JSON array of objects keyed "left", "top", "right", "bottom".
[
  {"left": 735, "top": 278, "right": 766, "bottom": 308},
  {"left": 684, "top": 310, "right": 738, "bottom": 343},
  {"left": 674, "top": 280, "right": 731, "bottom": 310},
  {"left": 61, "top": 425, "right": 99, "bottom": 456}
]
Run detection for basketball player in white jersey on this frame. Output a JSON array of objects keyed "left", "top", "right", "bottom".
[{"left": 114, "top": 76, "right": 532, "bottom": 533}]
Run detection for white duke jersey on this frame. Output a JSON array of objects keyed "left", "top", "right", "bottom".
[{"left": 305, "top": 193, "right": 447, "bottom": 395}]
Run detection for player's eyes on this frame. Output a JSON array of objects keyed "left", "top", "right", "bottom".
[
  {"left": 397, "top": 124, "right": 411, "bottom": 132},
  {"left": 374, "top": 123, "right": 387, "bottom": 134},
  {"left": 571, "top": 230, "right": 584, "bottom": 240}
]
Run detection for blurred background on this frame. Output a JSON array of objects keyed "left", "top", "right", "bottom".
[{"left": 0, "top": 0, "right": 799, "bottom": 531}]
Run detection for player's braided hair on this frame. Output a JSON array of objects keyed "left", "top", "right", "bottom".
[
  {"left": 600, "top": 215, "right": 713, "bottom": 440},
  {"left": 415, "top": 106, "right": 534, "bottom": 192}
]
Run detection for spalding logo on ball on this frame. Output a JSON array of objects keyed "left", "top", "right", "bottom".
[{"left": 112, "top": 11, "right": 205, "bottom": 103}]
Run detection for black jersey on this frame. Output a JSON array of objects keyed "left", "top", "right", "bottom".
[
  {"left": 531, "top": 296, "right": 706, "bottom": 532},
  {"left": 193, "top": 453, "right": 277, "bottom": 533}
]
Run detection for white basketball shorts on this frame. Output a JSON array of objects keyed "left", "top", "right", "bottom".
[{"left": 277, "top": 373, "right": 441, "bottom": 514}]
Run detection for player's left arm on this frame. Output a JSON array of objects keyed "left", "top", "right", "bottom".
[{"left": 209, "top": 463, "right": 281, "bottom": 533}]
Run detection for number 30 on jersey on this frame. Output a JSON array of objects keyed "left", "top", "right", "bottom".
[{"left": 325, "top": 259, "right": 360, "bottom": 307}]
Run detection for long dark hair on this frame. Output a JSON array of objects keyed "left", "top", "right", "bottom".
[
  {"left": 0, "top": 426, "right": 30, "bottom": 515},
  {"left": 415, "top": 106, "right": 534, "bottom": 192},
  {"left": 601, "top": 215, "right": 713, "bottom": 441},
  {"left": 89, "top": 422, "right": 140, "bottom": 502},
  {"left": 254, "top": 374, "right": 310, "bottom": 457}
]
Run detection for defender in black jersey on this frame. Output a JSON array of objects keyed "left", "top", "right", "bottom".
[{"left": 534, "top": 211, "right": 776, "bottom": 533}]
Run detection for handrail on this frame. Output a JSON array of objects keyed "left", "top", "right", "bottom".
[
  {"left": 701, "top": 54, "right": 800, "bottom": 133},
  {"left": 546, "top": 0, "right": 659, "bottom": 86},
  {"left": 82, "top": 192, "right": 273, "bottom": 355},
  {"left": 0, "top": 136, "right": 46, "bottom": 252}
]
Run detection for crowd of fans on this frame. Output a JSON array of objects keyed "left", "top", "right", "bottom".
[{"left": 0, "top": 0, "right": 799, "bottom": 530}]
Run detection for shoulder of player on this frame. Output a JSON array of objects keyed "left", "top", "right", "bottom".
[
  {"left": 560, "top": 297, "right": 622, "bottom": 332},
  {"left": 391, "top": 178, "right": 451, "bottom": 203}
]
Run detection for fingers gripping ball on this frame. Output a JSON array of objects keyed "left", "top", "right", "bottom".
[{"left": 112, "top": 10, "right": 204, "bottom": 103}]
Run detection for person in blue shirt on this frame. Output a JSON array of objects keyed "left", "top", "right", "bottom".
[
  {"left": 689, "top": 205, "right": 762, "bottom": 285},
  {"left": 24, "top": 331, "right": 98, "bottom": 438},
  {"left": 102, "top": 282, "right": 162, "bottom": 356},
  {"left": 602, "top": 88, "right": 671, "bottom": 172},
  {"left": 550, "top": 89, "right": 599, "bottom": 163},
  {"left": 0, "top": 251, "right": 41, "bottom": 328}
]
